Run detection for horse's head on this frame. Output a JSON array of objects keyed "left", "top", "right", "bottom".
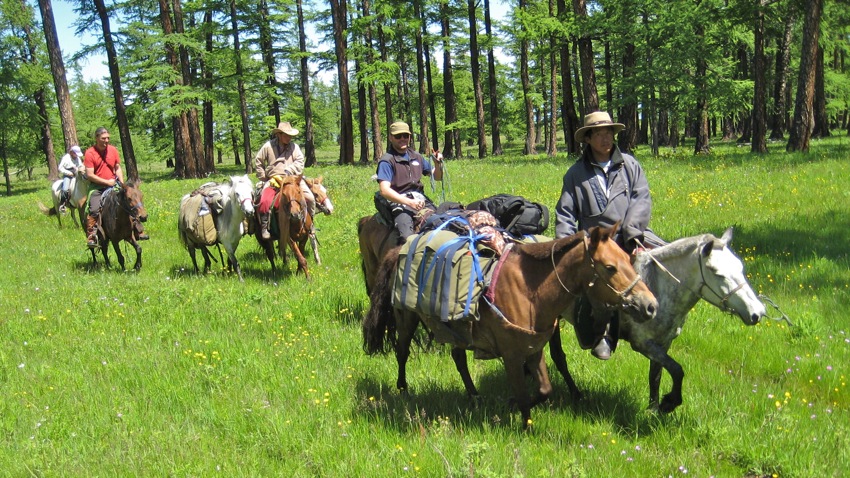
[
  {"left": 279, "top": 176, "right": 306, "bottom": 218},
  {"left": 231, "top": 175, "right": 255, "bottom": 217},
  {"left": 697, "top": 228, "right": 766, "bottom": 325},
  {"left": 585, "top": 223, "right": 657, "bottom": 323},
  {"left": 122, "top": 181, "right": 148, "bottom": 223},
  {"left": 306, "top": 176, "right": 334, "bottom": 215}
]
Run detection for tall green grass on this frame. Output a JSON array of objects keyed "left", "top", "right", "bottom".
[{"left": 0, "top": 138, "right": 847, "bottom": 476}]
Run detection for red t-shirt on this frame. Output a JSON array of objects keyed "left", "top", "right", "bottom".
[{"left": 84, "top": 145, "right": 121, "bottom": 181}]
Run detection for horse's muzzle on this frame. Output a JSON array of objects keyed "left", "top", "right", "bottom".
[{"left": 623, "top": 294, "right": 658, "bottom": 323}]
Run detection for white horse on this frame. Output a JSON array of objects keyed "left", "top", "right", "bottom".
[
  {"left": 549, "top": 227, "right": 767, "bottom": 413},
  {"left": 304, "top": 176, "right": 334, "bottom": 264},
  {"left": 38, "top": 169, "right": 90, "bottom": 231},
  {"left": 178, "top": 175, "right": 255, "bottom": 281}
]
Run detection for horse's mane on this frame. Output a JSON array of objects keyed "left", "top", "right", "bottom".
[
  {"left": 516, "top": 231, "right": 586, "bottom": 261},
  {"left": 636, "top": 233, "right": 719, "bottom": 284}
]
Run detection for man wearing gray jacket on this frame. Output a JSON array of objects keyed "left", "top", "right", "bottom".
[{"left": 555, "top": 111, "right": 665, "bottom": 360}]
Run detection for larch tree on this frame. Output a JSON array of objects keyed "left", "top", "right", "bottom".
[
  {"left": 330, "top": 0, "right": 354, "bottom": 164},
  {"left": 36, "top": 0, "right": 75, "bottom": 167},
  {"left": 483, "top": 0, "right": 502, "bottom": 155},
  {"left": 468, "top": 0, "right": 487, "bottom": 158},
  {"left": 787, "top": 0, "right": 823, "bottom": 152}
]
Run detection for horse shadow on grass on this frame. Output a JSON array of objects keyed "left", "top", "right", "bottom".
[{"left": 353, "top": 351, "right": 679, "bottom": 436}]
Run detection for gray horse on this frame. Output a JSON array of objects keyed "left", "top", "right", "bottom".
[{"left": 549, "top": 227, "right": 767, "bottom": 413}]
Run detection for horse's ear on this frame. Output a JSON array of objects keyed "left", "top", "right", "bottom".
[
  {"left": 590, "top": 222, "right": 616, "bottom": 246},
  {"left": 701, "top": 240, "right": 713, "bottom": 257},
  {"left": 720, "top": 226, "right": 733, "bottom": 245},
  {"left": 316, "top": 175, "right": 323, "bottom": 183}
]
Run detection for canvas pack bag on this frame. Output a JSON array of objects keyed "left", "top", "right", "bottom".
[
  {"left": 393, "top": 229, "right": 496, "bottom": 322},
  {"left": 179, "top": 194, "right": 218, "bottom": 245}
]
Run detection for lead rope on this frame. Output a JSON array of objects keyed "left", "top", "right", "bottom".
[
  {"left": 551, "top": 238, "right": 580, "bottom": 297},
  {"left": 758, "top": 295, "right": 794, "bottom": 326}
]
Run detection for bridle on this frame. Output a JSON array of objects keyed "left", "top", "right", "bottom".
[
  {"left": 551, "top": 233, "right": 642, "bottom": 302},
  {"left": 116, "top": 186, "right": 144, "bottom": 221},
  {"left": 695, "top": 251, "right": 747, "bottom": 315}
]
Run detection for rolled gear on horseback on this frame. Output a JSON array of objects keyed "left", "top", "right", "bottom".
[
  {"left": 374, "top": 121, "right": 443, "bottom": 244},
  {"left": 83, "top": 127, "right": 148, "bottom": 248},
  {"left": 254, "top": 121, "right": 316, "bottom": 241}
]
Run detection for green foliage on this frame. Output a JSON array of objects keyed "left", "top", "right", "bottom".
[{"left": 0, "top": 139, "right": 848, "bottom": 474}]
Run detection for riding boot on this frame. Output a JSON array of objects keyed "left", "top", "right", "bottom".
[
  {"left": 134, "top": 219, "right": 149, "bottom": 241},
  {"left": 259, "top": 212, "right": 271, "bottom": 240},
  {"left": 86, "top": 214, "right": 99, "bottom": 248}
]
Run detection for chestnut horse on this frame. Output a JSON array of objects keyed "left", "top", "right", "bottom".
[
  {"left": 92, "top": 181, "right": 148, "bottom": 271},
  {"left": 257, "top": 175, "right": 312, "bottom": 278},
  {"left": 362, "top": 224, "right": 658, "bottom": 428},
  {"left": 303, "top": 176, "right": 334, "bottom": 265},
  {"left": 548, "top": 228, "right": 766, "bottom": 413}
]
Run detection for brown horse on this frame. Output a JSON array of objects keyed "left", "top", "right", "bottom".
[
  {"left": 257, "top": 175, "right": 312, "bottom": 278},
  {"left": 92, "top": 181, "right": 148, "bottom": 271},
  {"left": 362, "top": 223, "right": 658, "bottom": 428},
  {"left": 357, "top": 214, "right": 398, "bottom": 295}
]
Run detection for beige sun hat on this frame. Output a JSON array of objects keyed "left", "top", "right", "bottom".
[
  {"left": 574, "top": 111, "right": 625, "bottom": 143},
  {"left": 389, "top": 121, "right": 412, "bottom": 136},
  {"left": 273, "top": 121, "right": 299, "bottom": 136}
]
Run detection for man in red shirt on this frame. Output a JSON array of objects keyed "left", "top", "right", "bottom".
[{"left": 83, "top": 127, "right": 148, "bottom": 247}]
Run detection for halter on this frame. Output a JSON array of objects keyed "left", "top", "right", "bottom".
[
  {"left": 116, "top": 186, "right": 143, "bottom": 221},
  {"left": 550, "top": 233, "right": 642, "bottom": 302}
]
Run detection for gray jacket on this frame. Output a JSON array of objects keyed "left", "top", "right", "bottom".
[{"left": 555, "top": 146, "right": 664, "bottom": 252}]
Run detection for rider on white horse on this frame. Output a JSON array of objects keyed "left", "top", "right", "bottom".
[{"left": 57, "top": 145, "right": 84, "bottom": 213}]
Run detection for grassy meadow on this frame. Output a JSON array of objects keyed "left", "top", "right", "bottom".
[{"left": 1, "top": 138, "right": 848, "bottom": 476}]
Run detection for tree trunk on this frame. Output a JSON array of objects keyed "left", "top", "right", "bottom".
[
  {"left": 228, "top": 0, "right": 253, "bottom": 173},
  {"left": 202, "top": 9, "right": 215, "bottom": 170},
  {"left": 378, "top": 18, "right": 393, "bottom": 130},
  {"left": 751, "top": 0, "right": 768, "bottom": 153},
  {"left": 812, "top": 45, "right": 829, "bottom": 138},
  {"left": 545, "top": 0, "right": 557, "bottom": 156},
  {"left": 440, "top": 2, "right": 460, "bottom": 159},
  {"left": 23, "top": 1, "right": 57, "bottom": 180},
  {"left": 37, "top": 0, "right": 76, "bottom": 162},
  {"left": 414, "top": 0, "right": 430, "bottom": 154},
  {"left": 693, "top": 4, "right": 710, "bottom": 155},
  {"left": 424, "top": 29, "right": 438, "bottom": 152},
  {"left": 361, "top": 0, "right": 382, "bottom": 161},
  {"left": 296, "top": 0, "right": 317, "bottom": 167},
  {"left": 484, "top": 0, "right": 502, "bottom": 155},
  {"left": 330, "top": 0, "right": 354, "bottom": 164},
  {"left": 618, "top": 42, "right": 638, "bottom": 153},
  {"left": 558, "top": 0, "right": 579, "bottom": 154},
  {"left": 172, "top": 0, "right": 207, "bottom": 176},
  {"left": 572, "top": 0, "right": 598, "bottom": 112},
  {"left": 94, "top": 0, "right": 139, "bottom": 181},
  {"left": 520, "top": 0, "right": 535, "bottom": 156},
  {"left": 787, "top": 0, "right": 822, "bottom": 152},
  {"left": 770, "top": 14, "right": 795, "bottom": 140},
  {"left": 356, "top": 57, "right": 369, "bottom": 164},
  {"left": 468, "top": 0, "right": 487, "bottom": 158},
  {"left": 259, "top": 0, "right": 280, "bottom": 124}
]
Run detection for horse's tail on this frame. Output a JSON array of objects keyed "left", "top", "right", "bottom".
[
  {"left": 362, "top": 245, "right": 401, "bottom": 355},
  {"left": 37, "top": 201, "right": 57, "bottom": 217},
  {"left": 357, "top": 216, "right": 372, "bottom": 295}
]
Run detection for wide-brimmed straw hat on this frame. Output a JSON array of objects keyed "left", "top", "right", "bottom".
[
  {"left": 574, "top": 111, "right": 625, "bottom": 143},
  {"left": 273, "top": 121, "right": 299, "bottom": 136}
]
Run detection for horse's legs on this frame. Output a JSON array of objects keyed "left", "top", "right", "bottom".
[
  {"left": 288, "top": 237, "right": 310, "bottom": 279},
  {"left": 637, "top": 341, "right": 683, "bottom": 413},
  {"left": 548, "top": 324, "right": 583, "bottom": 402},
  {"left": 111, "top": 240, "right": 126, "bottom": 270},
  {"left": 450, "top": 348, "right": 480, "bottom": 400},
  {"left": 261, "top": 240, "right": 277, "bottom": 275},
  {"left": 502, "top": 353, "right": 534, "bottom": 429},
  {"left": 132, "top": 241, "right": 142, "bottom": 271},
  {"left": 100, "top": 241, "right": 112, "bottom": 269},
  {"left": 188, "top": 245, "right": 201, "bottom": 274},
  {"left": 200, "top": 246, "right": 214, "bottom": 274},
  {"left": 527, "top": 351, "right": 553, "bottom": 408},
  {"left": 394, "top": 312, "right": 418, "bottom": 393},
  {"left": 309, "top": 231, "right": 321, "bottom": 264}
]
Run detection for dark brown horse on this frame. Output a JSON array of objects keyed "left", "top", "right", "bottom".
[
  {"left": 362, "top": 223, "right": 658, "bottom": 428},
  {"left": 257, "top": 175, "right": 312, "bottom": 278},
  {"left": 92, "top": 181, "right": 148, "bottom": 271},
  {"left": 357, "top": 214, "right": 398, "bottom": 295}
]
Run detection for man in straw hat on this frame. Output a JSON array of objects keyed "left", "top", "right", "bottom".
[
  {"left": 555, "top": 111, "right": 666, "bottom": 360},
  {"left": 374, "top": 120, "right": 443, "bottom": 242},
  {"left": 254, "top": 121, "right": 316, "bottom": 240}
]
